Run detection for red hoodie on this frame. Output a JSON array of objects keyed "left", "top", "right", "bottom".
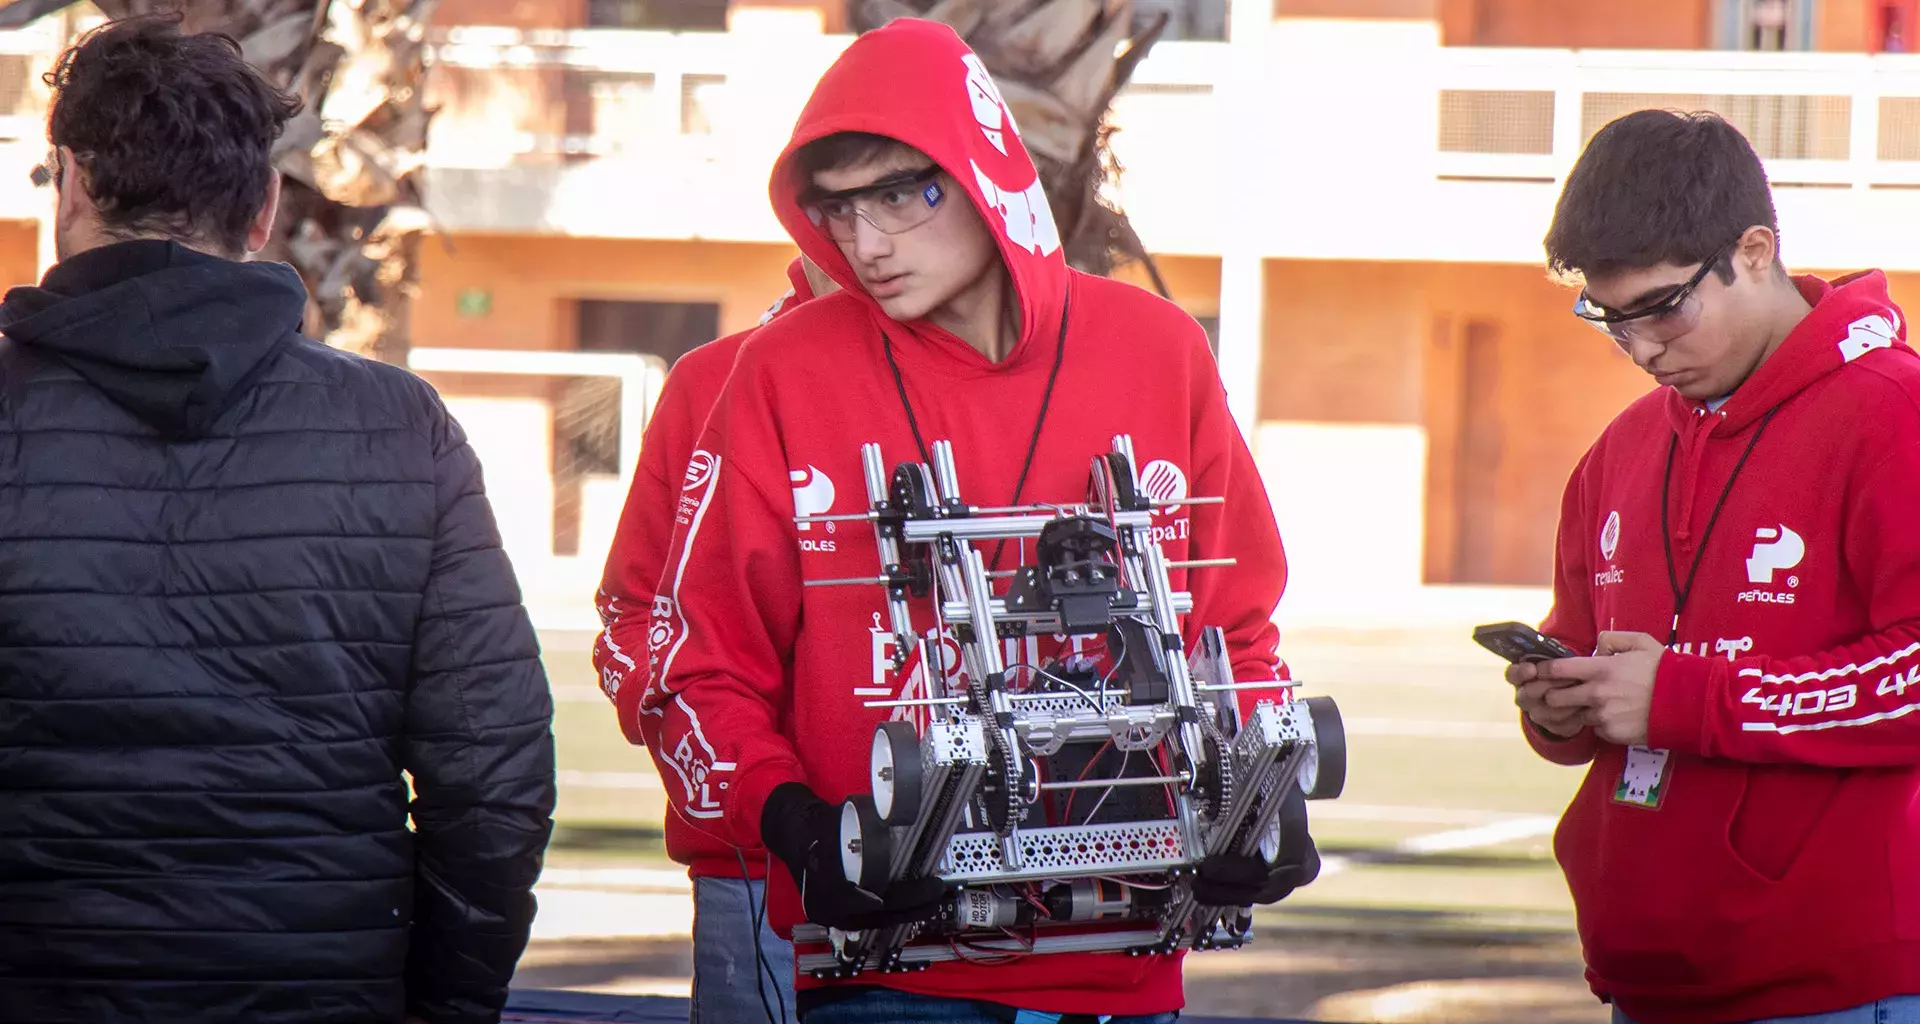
[
  {"left": 641, "top": 19, "right": 1289, "bottom": 1015},
  {"left": 591, "top": 258, "right": 816, "bottom": 878},
  {"left": 1535, "top": 272, "right": 1920, "bottom": 1023}
]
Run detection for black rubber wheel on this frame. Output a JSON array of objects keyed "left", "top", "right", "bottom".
[
  {"left": 889, "top": 463, "right": 937, "bottom": 517},
  {"left": 1298, "top": 696, "right": 1347, "bottom": 801},
  {"left": 871, "top": 721, "right": 924, "bottom": 826},
  {"left": 838, "top": 794, "right": 893, "bottom": 891},
  {"left": 1100, "top": 452, "right": 1144, "bottom": 512}
]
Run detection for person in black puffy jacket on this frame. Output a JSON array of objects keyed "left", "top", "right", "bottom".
[{"left": 0, "top": 15, "right": 557, "bottom": 1024}]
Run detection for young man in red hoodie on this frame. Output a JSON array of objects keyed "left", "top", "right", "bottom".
[
  {"left": 642, "top": 18, "right": 1319, "bottom": 1023},
  {"left": 1509, "top": 109, "right": 1920, "bottom": 1024},
  {"left": 593, "top": 257, "right": 832, "bottom": 1023}
]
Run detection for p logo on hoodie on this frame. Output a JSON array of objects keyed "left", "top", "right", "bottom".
[
  {"left": 1746, "top": 524, "right": 1805, "bottom": 585},
  {"left": 791, "top": 465, "right": 836, "bottom": 529}
]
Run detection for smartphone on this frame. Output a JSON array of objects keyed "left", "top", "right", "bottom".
[{"left": 1473, "top": 621, "right": 1580, "bottom": 664}]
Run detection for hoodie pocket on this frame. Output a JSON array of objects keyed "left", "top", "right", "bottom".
[
  {"left": 1888, "top": 782, "right": 1920, "bottom": 941},
  {"left": 1726, "top": 764, "right": 1842, "bottom": 881},
  {"left": 1560, "top": 758, "right": 1783, "bottom": 991},
  {"left": 1564, "top": 757, "right": 1867, "bottom": 997}
]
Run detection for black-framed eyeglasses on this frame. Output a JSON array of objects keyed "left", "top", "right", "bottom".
[
  {"left": 1572, "top": 239, "right": 1738, "bottom": 347},
  {"left": 803, "top": 165, "right": 946, "bottom": 243}
]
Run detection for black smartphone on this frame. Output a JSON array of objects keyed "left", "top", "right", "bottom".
[{"left": 1473, "top": 621, "right": 1580, "bottom": 664}]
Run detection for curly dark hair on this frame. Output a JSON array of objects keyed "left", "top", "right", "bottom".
[
  {"left": 44, "top": 13, "right": 301, "bottom": 255},
  {"left": 1545, "top": 110, "right": 1778, "bottom": 284}
]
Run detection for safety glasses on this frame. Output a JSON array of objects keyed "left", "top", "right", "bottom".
[
  {"left": 1572, "top": 239, "right": 1738, "bottom": 347},
  {"left": 803, "top": 165, "right": 946, "bottom": 242}
]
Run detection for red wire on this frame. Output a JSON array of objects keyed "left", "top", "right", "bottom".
[
  {"left": 1060, "top": 739, "right": 1113, "bottom": 823},
  {"left": 1153, "top": 744, "right": 1175, "bottom": 816}
]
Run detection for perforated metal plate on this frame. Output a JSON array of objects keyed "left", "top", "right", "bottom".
[
  {"left": 1235, "top": 700, "right": 1314, "bottom": 759},
  {"left": 927, "top": 716, "right": 988, "bottom": 766},
  {"left": 939, "top": 820, "right": 1189, "bottom": 883},
  {"left": 1010, "top": 693, "right": 1127, "bottom": 717}
]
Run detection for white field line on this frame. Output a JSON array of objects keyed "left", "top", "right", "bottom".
[
  {"left": 557, "top": 769, "right": 663, "bottom": 789},
  {"left": 1395, "top": 815, "right": 1560, "bottom": 855},
  {"left": 1340, "top": 716, "right": 1521, "bottom": 740},
  {"left": 539, "top": 866, "right": 692, "bottom": 890},
  {"left": 1309, "top": 802, "right": 1539, "bottom": 826}
]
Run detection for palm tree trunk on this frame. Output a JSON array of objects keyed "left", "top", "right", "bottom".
[{"left": 0, "top": 0, "right": 436, "bottom": 365}]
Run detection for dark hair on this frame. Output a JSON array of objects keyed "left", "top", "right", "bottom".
[
  {"left": 1545, "top": 110, "right": 1777, "bottom": 283},
  {"left": 45, "top": 14, "right": 301, "bottom": 254},
  {"left": 794, "top": 131, "right": 911, "bottom": 184}
]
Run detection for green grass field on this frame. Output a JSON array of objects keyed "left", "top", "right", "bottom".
[
  {"left": 528, "top": 629, "right": 1607, "bottom": 1020},
  {"left": 538, "top": 628, "right": 1587, "bottom": 930}
]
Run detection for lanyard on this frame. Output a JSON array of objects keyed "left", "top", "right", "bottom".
[
  {"left": 1660, "top": 406, "right": 1779, "bottom": 645},
  {"left": 880, "top": 292, "right": 1071, "bottom": 570}
]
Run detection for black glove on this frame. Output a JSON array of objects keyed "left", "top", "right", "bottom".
[
  {"left": 761, "top": 781, "right": 948, "bottom": 931},
  {"left": 1194, "top": 785, "right": 1321, "bottom": 907}
]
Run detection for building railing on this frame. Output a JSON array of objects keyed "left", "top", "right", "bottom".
[
  {"left": 1434, "top": 47, "right": 1920, "bottom": 188},
  {"left": 422, "top": 27, "right": 1224, "bottom": 162},
  {"left": 412, "top": 24, "right": 1920, "bottom": 268}
]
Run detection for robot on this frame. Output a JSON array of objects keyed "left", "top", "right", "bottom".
[{"left": 791, "top": 435, "right": 1346, "bottom": 977}]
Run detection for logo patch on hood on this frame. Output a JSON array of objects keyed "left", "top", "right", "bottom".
[{"left": 1840, "top": 312, "right": 1900, "bottom": 363}]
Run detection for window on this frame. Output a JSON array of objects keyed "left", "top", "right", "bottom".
[
  {"left": 562, "top": 69, "right": 655, "bottom": 156},
  {"left": 1131, "top": 0, "right": 1227, "bottom": 42},
  {"left": 1875, "top": 0, "right": 1918, "bottom": 52},
  {"left": 575, "top": 299, "right": 721, "bottom": 363},
  {"left": 586, "top": 0, "right": 730, "bottom": 31},
  {"left": 1195, "top": 315, "right": 1220, "bottom": 357},
  {"left": 681, "top": 74, "right": 726, "bottom": 135},
  {"left": 1716, "top": 0, "right": 1813, "bottom": 51}
]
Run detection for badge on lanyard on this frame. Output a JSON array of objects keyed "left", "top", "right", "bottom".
[{"left": 1614, "top": 746, "right": 1673, "bottom": 809}]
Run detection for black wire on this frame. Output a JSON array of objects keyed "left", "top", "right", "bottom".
[
  {"left": 880, "top": 291, "right": 1073, "bottom": 572},
  {"left": 733, "top": 846, "right": 782, "bottom": 1024},
  {"left": 760, "top": 850, "right": 789, "bottom": 1024},
  {"left": 1660, "top": 406, "right": 1779, "bottom": 645},
  {"left": 881, "top": 329, "right": 935, "bottom": 470}
]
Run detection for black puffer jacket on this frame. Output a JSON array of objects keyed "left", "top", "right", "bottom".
[{"left": 0, "top": 241, "right": 557, "bottom": 1024}]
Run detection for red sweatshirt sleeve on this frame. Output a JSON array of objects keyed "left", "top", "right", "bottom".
[
  {"left": 591, "top": 349, "right": 725, "bottom": 745},
  {"left": 1181, "top": 334, "right": 1289, "bottom": 720},
  {"left": 1649, "top": 439, "right": 1920, "bottom": 766},
  {"left": 1529, "top": 450, "right": 1602, "bottom": 766},
  {"left": 641, "top": 353, "right": 806, "bottom": 849}
]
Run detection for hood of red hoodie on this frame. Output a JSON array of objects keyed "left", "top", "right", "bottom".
[
  {"left": 758, "top": 257, "right": 819, "bottom": 325},
  {"left": 767, "top": 18, "right": 1070, "bottom": 371},
  {"left": 784, "top": 257, "right": 816, "bottom": 303},
  {"left": 1667, "top": 271, "right": 1909, "bottom": 436}
]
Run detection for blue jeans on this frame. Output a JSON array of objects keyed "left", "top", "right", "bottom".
[
  {"left": 691, "top": 876, "right": 796, "bottom": 1024},
  {"left": 799, "top": 988, "right": 1178, "bottom": 1024},
  {"left": 1613, "top": 996, "right": 1920, "bottom": 1024}
]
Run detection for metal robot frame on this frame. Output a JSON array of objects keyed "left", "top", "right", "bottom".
[{"left": 791, "top": 435, "right": 1346, "bottom": 978}]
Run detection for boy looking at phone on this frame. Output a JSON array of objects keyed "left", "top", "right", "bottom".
[{"left": 1508, "top": 110, "right": 1920, "bottom": 1023}]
